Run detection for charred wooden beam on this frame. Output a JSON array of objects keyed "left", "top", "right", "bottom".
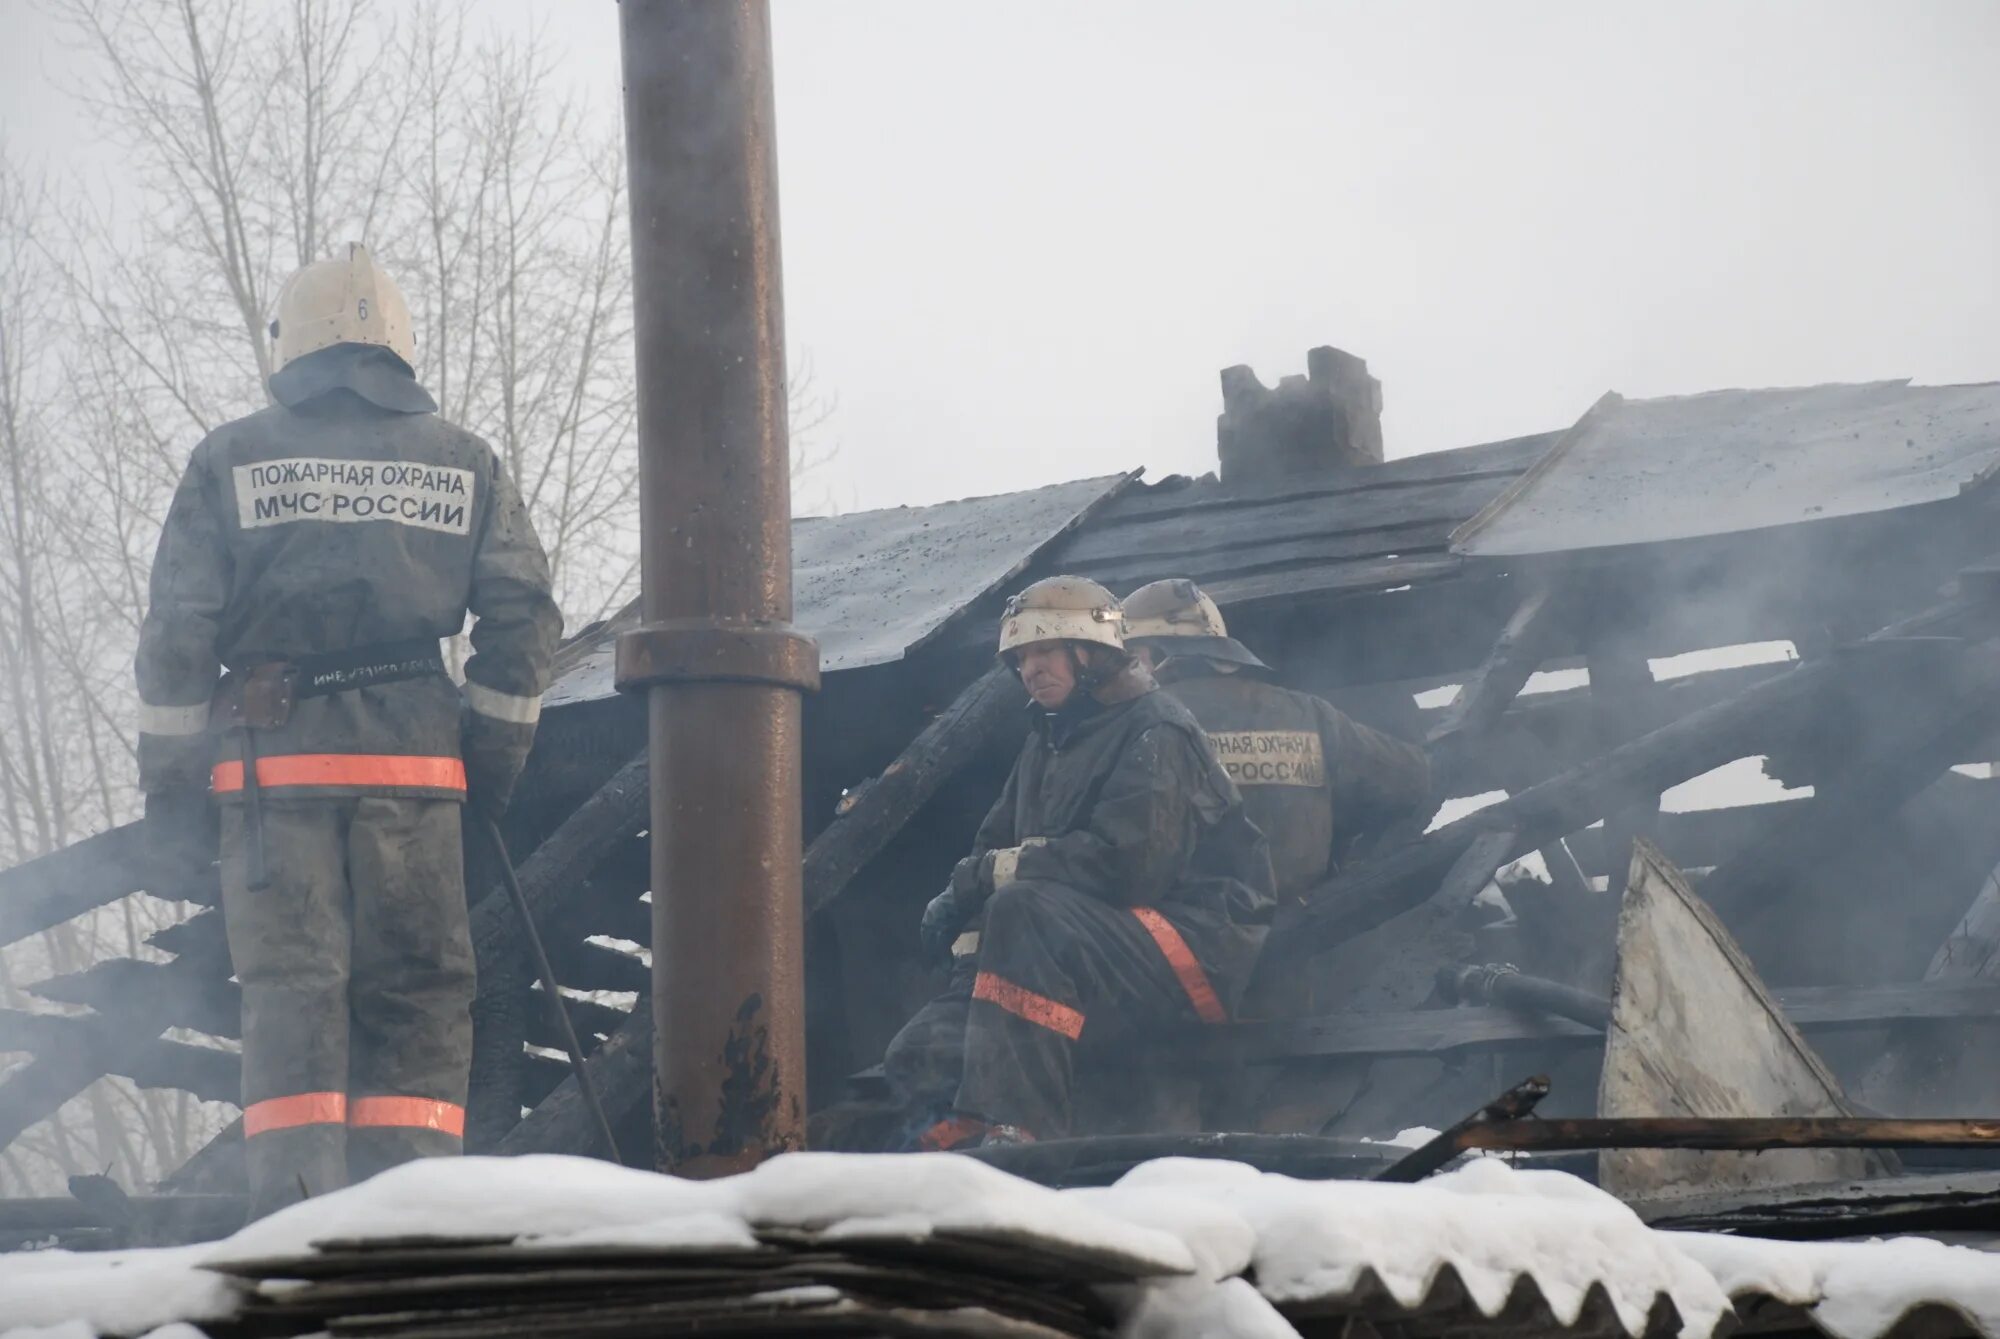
[
  {"left": 0, "top": 823, "right": 217, "bottom": 953},
  {"left": 0, "top": 1009, "right": 237, "bottom": 1106},
  {"left": 498, "top": 1002, "right": 654, "bottom": 1158},
  {"left": 503, "top": 667, "right": 1026, "bottom": 1154},
  {"left": 1426, "top": 583, "right": 1559, "bottom": 751},
  {"left": 466, "top": 756, "right": 647, "bottom": 1148},
  {"left": 1586, "top": 647, "right": 1662, "bottom": 899},
  {"left": 32, "top": 958, "right": 241, "bottom": 1040},
  {"left": 1375, "top": 1074, "right": 1551, "bottom": 1182},
  {"left": 1173, "top": 980, "right": 2000, "bottom": 1065},
  {"left": 805, "top": 665, "right": 1022, "bottom": 918},
  {"left": 1458, "top": 1116, "right": 2000, "bottom": 1154},
  {"left": 1264, "top": 594, "right": 1997, "bottom": 968},
  {"left": 1703, "top": 647, "right": 2000, "bottom": 934},
  {"left": 0, "top": 944, "right": 230, "bottom": 1150}
]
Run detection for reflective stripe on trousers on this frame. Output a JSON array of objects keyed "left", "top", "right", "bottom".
[
  {"left": 1130, "top": 907, "right": 1228, "bottom": 1023},
  {"left": 971, "top": 971, "right": 1086, "bottom": 1039},
  {"left": 244, "top": 1092, "right": 465, "bottom": 1138}
]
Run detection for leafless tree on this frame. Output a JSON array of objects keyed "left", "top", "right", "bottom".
[{"left": 0, "top": 0, "right": 839, "bottom": 1193}]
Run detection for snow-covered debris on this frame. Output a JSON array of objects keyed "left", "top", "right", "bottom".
[
  {"left": 1667, "top": 1231, "right": 2000, "bottom": 1339},
  {"left": 7, "top": 1152, "right": 2000, "bottom": 1339},
  {"left": 1109, "top": 1156, "right": 1730, "bottom": 1339},
  {"left": 206, "top": 1151, "right": 1191, "bottom": 1280},
  {"left": 208, "top": 1153, "right": 734, "bottom": 1262},
  {"left": 733, "top": 1151, "right": 1194, "bottom": 1274},
  {"left": 0, "top": 1246, "right": 234, "bottom": 1337}
]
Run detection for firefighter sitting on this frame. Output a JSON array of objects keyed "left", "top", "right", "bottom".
[
  {"left": 882, "top": 576, "right": 1275, "bottom": 1149},
  {"left": 1122, "top": 579, "right": 1430, "bottom": 913}
]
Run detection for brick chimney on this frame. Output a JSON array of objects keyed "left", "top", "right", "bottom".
[{"left": 1216, "top": 346, "right": 1383, "bottom": 488}]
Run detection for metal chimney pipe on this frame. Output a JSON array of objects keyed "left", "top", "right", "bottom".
[{"left": 614, "top": 0, "right": 819, "bottom": 1177}]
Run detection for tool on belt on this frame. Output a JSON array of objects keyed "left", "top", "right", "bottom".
[
  {"left": 477, "top": 815, "right": 624, "bottom": 1163},
  {"left": 214, "top": 638, "right": 448, "bottom": 892}
]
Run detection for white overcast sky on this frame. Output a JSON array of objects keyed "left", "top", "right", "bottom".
[{"left": 4, "top": 1, "right": 1997, "bottom": 512}]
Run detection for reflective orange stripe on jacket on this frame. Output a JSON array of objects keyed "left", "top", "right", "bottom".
[
  {"left": 244, "top": 1091, "right": 347, "bottom": 1136},
  {"left": 972, "top": 971, "right": 1086, "bottom": 1039},
  {"left": 1131, "top": 907, "right": 1227, "bottom": 1023},
  {"left": 211, "top": 754, "right": 467, "bottom": 793},
  {"left": 349, "top": 1096, "right": 466, "bottom": 1136}
]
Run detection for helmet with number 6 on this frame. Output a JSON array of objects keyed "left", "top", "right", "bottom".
[{"left": 269, "top": 243, "right": 416, "bottom": 372}]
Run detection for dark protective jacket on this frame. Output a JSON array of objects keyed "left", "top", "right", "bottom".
[
  {"left": 966, "top": 663, "right": 1276, "bottom": 1005},
  {"left": 135, "top": 346, "right": 561, "bottom": 803},
  {"left": 1159, "top": 662, "right": 1430, "bottom": 900}
]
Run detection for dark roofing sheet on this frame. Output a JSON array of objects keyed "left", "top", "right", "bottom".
[
  {"left": 1044, "top": 432, "right": 1557, "bottom": 608},
  {"left": 1453, "top": 381, "right": 2000, "bottom": 559},
  {"left": 544, "top": 473, "right": 1134, "bottom": 709}
]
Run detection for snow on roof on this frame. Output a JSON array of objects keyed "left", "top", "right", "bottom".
[
  {"left": 4, "top": 1154, "right": 1999, "bottom": 1339},
  {"left": 1666, "top": 1231, "right": 2000, "bottom": 1339}
]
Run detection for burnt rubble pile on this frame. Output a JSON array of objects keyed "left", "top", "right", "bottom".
[{"left": 4, "top": 359, "right": 2000, "bottom": 1243}]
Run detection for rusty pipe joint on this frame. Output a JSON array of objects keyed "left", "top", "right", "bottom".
[{"left": 616, "top": 621, "right": 821, "bottom": 694}]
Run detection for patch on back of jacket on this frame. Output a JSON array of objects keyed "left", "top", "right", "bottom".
[
  {"left": 1207, "top": 729, "right": 1325, "bottom": 788},
  {"left": 233, "top": 457, "right": 475, "bottom": 535}
]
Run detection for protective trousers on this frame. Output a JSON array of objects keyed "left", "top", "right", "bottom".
[
  {"left": 882, "top": 881, "right": 1226, "bottom": 1142},
  {"left": 220, "top": 797, "right": 474, "bottom": 1219}
]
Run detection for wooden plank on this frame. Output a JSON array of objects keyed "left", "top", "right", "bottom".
[
  {"left": 806, "top": 665, "right": 1024, "bottom": 918},
  {"left": 1598, "top": 841, "right": 1890, "bottom": 1197},
  {"left": 1265, "top": 606, "right": 1992, "bottom": 968},
  {"left": 31, "top": 959, "right": 241, "bottom": 1040},
  {"left": 1075, "top": 522, "right": 1454, "bottom": 592},
  {"left": 0, "top": 946, "right": 229, "bottom": 1150},
  {"left": 554, "top": 939, "right": 650, "bottom": 995},
  {"left": 1586, "top": 649, "right": 1662, "bottom": 899},
  {"left": 1180, "top": 981, "right": 2000, "bottom": 1064},
  {"left": 0, "top": 1009, "right": 238, "bottom": 1105},
  {"left": 0, "top": 823, "right": 217, "bottom": 952},
  {"left": 1203, "top": 554, "right": 1465, "bottom": 610},
  {"left": 465, "top": 758, "right": 649, "bottom": 1147},
  {"left": 508, "top": 669, "right": 1030, "bottom": 1153},
  {"left": 1427, "top": 583, "right": 1560, "bottom": 748},
  {"left": 1701, "top": 658, "right": 2000, "bottom": 931},
  {"left": 497, "top": 1003, "right": 653, "bottom": 1157},
  {"left": 1089, "top": 431, "right": 1556, "bottom": 525},
  {"left": 1065, "top": 495, "right": 1460, "bottom": 568}
]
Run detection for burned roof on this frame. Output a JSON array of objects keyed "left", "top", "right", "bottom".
[
  {"left": 544, "top": 472, "right": 1135, "bottom": 709},
  {"left": 1454, "top": 380, "right": 2000, "bottom": 558},
  {"left": 8, "top": 361, "right": 2000, "bottom": 1300}
]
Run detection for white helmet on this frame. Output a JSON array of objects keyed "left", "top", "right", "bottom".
[
  {"left": 997, "top": 575, "right": 1125, "bottom": 660},
  {"left": 1123, "top": 579, "right": 1269, "bottom": 671},
  {"left": 269, "top": 243, "right": 416, "bottom": 371}
]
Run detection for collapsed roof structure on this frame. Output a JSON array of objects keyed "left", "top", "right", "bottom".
[{"left": 5, "top": 349, "right": 2000, "bottom": 1264}]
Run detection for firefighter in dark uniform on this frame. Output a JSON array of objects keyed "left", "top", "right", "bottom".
[
  {"left": 881, "top": 576, "right": 1275, "bottom": 1148},
  {"left": 135, "top": 244, "right": 561, "bottom": 1217},
  {"left": 1122, "top": 579, "right": 1430, "bottom": 906}
]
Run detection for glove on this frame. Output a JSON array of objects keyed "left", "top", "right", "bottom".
[
  {"left": 462, "top": 716, "right": 528, "bottom": 820},
  {"left": 919, "top": 855, "right": 994, "bottom": 961},
  {"left": 143, "top": 789, "right": 218, "bottom": 897}
]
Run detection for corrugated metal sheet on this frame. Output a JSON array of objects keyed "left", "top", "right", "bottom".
[
  {"left": 1453, "top": 381, "right": 2000, "bottom": 558},
  {"left": 543, "top": 473, "right": 1135, "bottom": 709}
]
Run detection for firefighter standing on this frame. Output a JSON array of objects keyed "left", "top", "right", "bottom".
[
  {"left": 136, "top": 244, "right": 561, "bottom": 1217},
  {"left": 1122, "top": 579, "right": 1429, "bottom": 905},
  {"left": 881, "top": 576, "right": 1275, "bottom": 1147}
]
